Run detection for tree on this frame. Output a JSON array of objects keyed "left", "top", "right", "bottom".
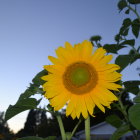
[{"left": 0, "top": 111, "right": 14, "bottom": 140}]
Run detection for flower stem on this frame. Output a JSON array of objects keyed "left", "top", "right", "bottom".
[
  {"left": 127, "top": 5, "right": 140, "bottom": 22},
  {"left": 118, "top": 92, "right": 138, "bottom": 140},
  {"left": 85, "top": 116, "right": 90, "bottom": 140},
  {"left": 68, "top": 118, "right": 83, "bottom": 140},
  {"left": 56, "top": 114, "right": 66, "bottom": 140}
]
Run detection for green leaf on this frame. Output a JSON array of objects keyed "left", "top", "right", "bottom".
[
  {"left": 130, "top": 54, "right": 140, "bottom": 64},
  {"left": 137, "top": 46, "right": 140, "bottom": 52},
  {"left": 106, "top": 114, "right": 123, "bottom": 128},
  {"left": 129, "top": 49, "right": 135, "bottom": 55},
  {"left": 129, "top": 104, "right": 140, "bottom": 130},
  {"left": 123, "top": 28, "right": 129, "bottom": 36},
  {"left": 118, "top": 0, "right": 127, "bottom": 11},
  {"left": 47, "top": 104, "right": 54, "bottom": 112},
  {"left": 123, "top": 80, "right": 140, "bottom": 94},
  {"left": 128, "top": 0, "right": 140, "bottom": 4},
  {"left": 5, "top": 98, "right": 40, "bottom": 121},
  {"left": 115, "top": 53, "right": 140, "bottom": 71},
  {"left": 90, "top": 35, "right": 102, "bottom": 42},
  {"left": 5, "top": 70, "right": 47, "bottom": 121},
  {"left": 132, "top": 19, "right": 140, "bottom": 38},
  {"left": 103, "top": 44, "right": 126, "bottom": 54},
  {"left": 44, "top": 136, "right": 56, "bottom": 140},
  {"left": 115, "top": 34, "right": 122, "bottom": 42},
  {"left": 110, "top": 123, "right": 130, "bottom": 140},
  {"left": 18, "top": 82, "right": 45, "bottom": 101},
  {"left": 123, "top": 18, "right": 131, "bottom": 27},
  {"left": 103, "top": 44, "right": 118, "bottom": 53},
  {"left": 125, "top": 9, "right": 130, "bottom": 14},
  {"left": 119, "top": 26, "right": 127, "bottom": 35},
  {"left": 17, "top": 136, "right": 43, "bottom": 140},
  {"left": 19, "top": 84, "right": 38, "bottom": 100},
  {"left": 133, "top": 95, "right": 140, "bottom": 103},
  {"left": 32, "top": 70, "right": 48, "bottom": 86},
  {"left": 115, "top": 55, "right": 132, "bottom": 72},
  {"left": 120, "top": 39, "right": 135, "bottom": 46}
]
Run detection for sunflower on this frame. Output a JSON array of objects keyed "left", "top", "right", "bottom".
[{"left": 42, "top": 40, "right": 122, "bottom": 119}]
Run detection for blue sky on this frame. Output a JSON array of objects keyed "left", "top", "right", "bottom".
[{"left": 0, "top": 0, "right": 139, "bottom": 132}]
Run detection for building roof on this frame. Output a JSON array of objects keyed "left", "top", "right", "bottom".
[{"left": 76, "top": 122, "right": 116, "bottom": 136}]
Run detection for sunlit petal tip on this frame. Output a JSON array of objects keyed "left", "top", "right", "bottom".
[
  {"left": 41, "top": 75, "right": 47, "bottom": 80},
  {"left": 102, "top": 108, "right": 105, "bottom": 113},
  {"left": 108, "top": 54, "right": 113, "bottom": 60},
  {"left": 76, "top": 114, "right": 80, "bottom": 119},
  {"left": 71, "top": 111, "right": 76, "bottom": 119},
  {"left": 82, "top": 40, "right": 90, "bottom": 45},
  {"left": 99, "top": 47, "right": 107, "bottom": 53},
  {"left": 116, "top": 65, "right": 120, "bottom": 70},
  {"left": 117, "top": 85, "right": 123, "bottom": 90},
  {"left": 90, "top": 114, "right": 96, "bottom": 117},
  {"left": 65, "top": 41, "right": 71, "bottom": 46},
  {"left": 43, "top": 65, "right": 48, "bottom": 69},
  {"left": 107, "top": 105, "right": 111, "bottom": 109},
  {"left": 82, "top": 111, "right": 88, "bottom": 119}
]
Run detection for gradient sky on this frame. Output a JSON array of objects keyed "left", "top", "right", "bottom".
[{"left": 0, "top": 0, "right": 139, "bottom": 132}]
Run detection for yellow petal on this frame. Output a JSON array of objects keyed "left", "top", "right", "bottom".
[
  {"left": 66, "top": 95, "right": 76, "bottom": 117},
  {"left": 97, "top": 64, "right": 120, "bottom": 72},
  {"left": 44, "top": 65, "right": 64, "bottom": 74},
  {"left": 100, "top": 82, "right": 122, "bottom": 91},
  {"left": 71, "top": 109, "right": 76, "bottom": 119},
  {"left": 90, "top": 92, "right": 105, "bottom": 113},
  {"left": 81, "top": 40, "right": 93, "bottom": 60},
  {"left": 91, "top": 48, "right": 106, "bottom": 63},
  {"left": 50, "top": 93, "right": 68, "bottom": 110},
  {"left": 48, "top": 56, "right": 61, "bottom": 65},
  {"left": 81, "top": 96, "right": 88, "bottom": 118},
  {"left": 98, "top": 72, "right": 122, "bottom": 82},
  {"left": 75, "top": 96, "right": 82, "bottom": 118},
  {"left": 84, "top": 94, "right": 95, "bottom": 116}
]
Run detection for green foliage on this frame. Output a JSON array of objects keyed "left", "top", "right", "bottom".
[
  {"left": 128, "top": 0, "right": 140, "bottom": 4},
  {"left": 129, "top": 104, "right": 140, "bottom": 130},
  {"left": 120, "top": 39, "right": 135, "bottom": 46},
  {"left": 132, "top": 19, "right": 140, "bottom": 38},
  {"left": 123, "top": 18, "right": 132, "bottom": 27},
  {"left": 103, "top": 44, "right": 126, "bottom": 54},
  {"left": 118, "top": 0, "right": 127, "bottom": 11},
  {"left": 128, "top": 93, "right": 140, "bottom": 130},
  {"left": 44, "top": 136, "right": 56, "bottom": 140},
  {"left": 5, "top": 98, "right": 41, "bottom": 121},
  {"left": 17, "top": 136, "right": 43, "bottom": 140},
  {"left": 123, "top": 80, "right": 140, "bottom": 94},
  {"left": 115, "top": 52, "right": 140, "bottom": 72},
  {"left": 90, "top": 35, "right": 102, "bottom": 42},
  {"left": 110, "top": 123, "right": 130, "bottom": 140},
  {"left": 5, "top": 70, "right": 47, "bottom": 121},
  {"left": 115, "top": 55, "right": 132, "bottom": 72},
  {"left": 133, "top": 95, "right": 140, "bottom": 103},
  {"left": 125, "top": 9, "right": 130, "bottom": 14},
  {"left": 17, "top": 136, "right": 56, "bottom": 140},
  {"left": 32, "top": 70, "right": 48, "bottom": 86},
  {"left": 105, "top": 114, "right": 123, "bottom": 128}
]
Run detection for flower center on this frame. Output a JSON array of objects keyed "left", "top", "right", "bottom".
[{"left": 63, "top": 62, "right": 97, "bottom": 94}]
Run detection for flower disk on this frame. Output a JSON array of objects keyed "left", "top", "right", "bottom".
[{"left": 42, "top": 40, "right": 122, "bottom": 119}]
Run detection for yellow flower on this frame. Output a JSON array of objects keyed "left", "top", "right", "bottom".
[{"left": 42, "top": 40, "right": 122, "bottom": 119}]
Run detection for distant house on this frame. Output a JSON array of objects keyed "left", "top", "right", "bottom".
[{"left": 75, "top": 122, "right": 134, "bottom": 140}]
